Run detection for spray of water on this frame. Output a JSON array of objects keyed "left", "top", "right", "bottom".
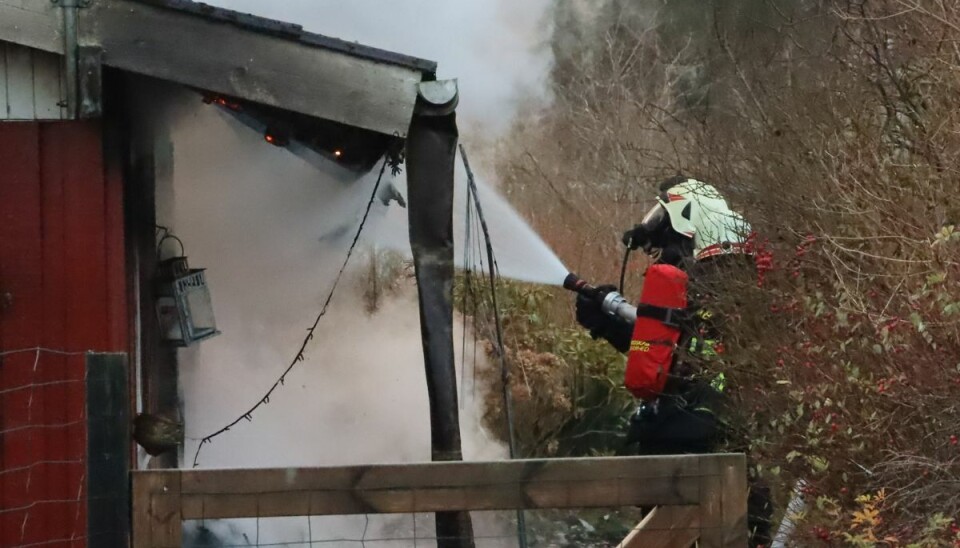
[
  {"left": 367, "top": 165, "right": 569, "bottom": 287},
  {"left": 456, "top": 171, "right": 569, "bottom": 285}
]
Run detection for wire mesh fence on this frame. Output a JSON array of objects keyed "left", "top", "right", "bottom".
[
  {"left": 184, "top": 512, "right": 521, "bottom": 547},
  {"left": 0, "top": 347, "right": 89, "bottom": 547},
  {"left": 180, "top": 507, "right": 656, "bottom": 548}
]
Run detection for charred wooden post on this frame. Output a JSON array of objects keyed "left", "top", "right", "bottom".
[{"left": 405, "top": 79, "right": 475, "bottom": 548}]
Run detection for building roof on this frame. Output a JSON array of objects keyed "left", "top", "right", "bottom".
[
  {"left": 0, "top": 0, "right": 438, "bottom": 136},
  {"left": 136, "top": 0, "right": 437, "bottom": 75}
]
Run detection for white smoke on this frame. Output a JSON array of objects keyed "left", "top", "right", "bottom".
[
  {"left": 203, "top": 0, "right": 553, "bottom": 134},
  {"left": 147, "top": 94, "right": 498, "bottom": 458},
  {"left": 153, "top": 96, "right": 515, "bottom": 546},
  {"left": 151, "top": 1, "right": 555, "bottom": 544}
]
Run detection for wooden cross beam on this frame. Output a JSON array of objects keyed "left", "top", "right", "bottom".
[{"left": 132, "top": 454, "right": 748, "bottom": 547}]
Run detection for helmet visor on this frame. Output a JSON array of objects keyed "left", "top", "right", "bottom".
[{"left": 639, "top": 203, "right": 668, "bottom": 233}]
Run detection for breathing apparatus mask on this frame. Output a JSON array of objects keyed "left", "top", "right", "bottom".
[{"left": 622, "top": 202, "right": 670, "bottom": 253}]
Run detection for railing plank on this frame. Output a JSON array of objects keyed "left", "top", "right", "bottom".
[
  {"left": 132, "top": 471, "right": 182, "bottom": 548},
  {"left": 177, "top": 475, "right": 702, "bottom": 518},
  {"left": 698, "top": 454, "right": 724, "bottom": 548},
  {"left": 132, "top": 455, "right": 748, "bottom": 547},
  {"left": 719, "top": 454, "right": 749, "bottom": 547},
  {"left": 178, "top": 455, "right": 703, "bottom": 494}
]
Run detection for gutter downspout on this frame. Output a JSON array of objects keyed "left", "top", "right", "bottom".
[
  {"left": 405, "top": 79, "right": 475, "bottom": 548},
  {"left": 63, "top": 5, "right": 78, "bottom": 118},
  {"left": 54, "top": 0, "right": 90, "bottom": 118}
]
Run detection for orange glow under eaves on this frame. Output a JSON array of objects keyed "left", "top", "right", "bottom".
[{"left": 333, "top": 149, "right": 342, "bottom": 158}]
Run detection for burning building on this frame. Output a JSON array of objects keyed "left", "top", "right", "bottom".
[{"left": 0, "top": 1, "right": 466, "bottom": 545}]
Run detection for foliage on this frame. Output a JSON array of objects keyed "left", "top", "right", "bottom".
[
  {"left": 488, "top": 0, "right": 960, "bottom": 544},
  {"left": 454, "top": 276, "right": 634, "bottom": 459}
]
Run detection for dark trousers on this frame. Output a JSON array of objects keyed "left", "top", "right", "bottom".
[{"left": 627, "top": 404, "right": 774, "bottom": 547}]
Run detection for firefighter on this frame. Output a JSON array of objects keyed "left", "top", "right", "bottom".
[{"left": 573, "top": 175, "right": 773, "bottom": 545}]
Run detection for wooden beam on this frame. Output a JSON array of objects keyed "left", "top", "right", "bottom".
[
  {"left": 78, "top": 45, "right": 102, "bottom": 118},
  {"left": 699, "top": 454, "right": 749, "bottom": 548},
  {"left": 77, "top": 0, "right": 423, "bottom": 136},
  {"left": 617, "top": 506, "right": 700, "bottom": 548},
  {"left": 718, "top": 454, "right": 749, "bottom": 547},
  {"left": 131, "top": 455, "right": 750, "bottom": 547},
  {"left": 699, "top": 455, "right": 724, "bottom": 548},
  {"left": 0, "top": 0, "right": 63, "bottom": 55},
  {"left": 132, "top": 471, "right": 182, "bottom": 548},
  {"left": 131, "top": 456, "right": 711, "bottom": 521}
]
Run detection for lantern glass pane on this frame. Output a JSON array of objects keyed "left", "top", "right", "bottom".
[
  {"left": 185, "top": 286, "right": 216, "bottom": 334},
  {"left": 156, "top": 296, "right": 184, "bottom": 342}
]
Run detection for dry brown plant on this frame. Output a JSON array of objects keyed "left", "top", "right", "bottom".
[{"left": 496, "top": 0, "right": 960, "bottom": 542}]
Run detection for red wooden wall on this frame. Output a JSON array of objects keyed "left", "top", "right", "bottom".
[{"left": 0, "top": 121, "right": 127, "bottom": 547}]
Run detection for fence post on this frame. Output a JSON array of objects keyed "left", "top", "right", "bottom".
[
  {"left": 698, "top": 454, "right": 749, "bottom": 548},
  {"left": 698, "top": 455, "right": 723, "bottom": 547},
  {"left": 132, "top": 470, "right": 182, "bottom": 548},
  {"left": 718, "top": 454, "right": 749, "bottom": 547}
]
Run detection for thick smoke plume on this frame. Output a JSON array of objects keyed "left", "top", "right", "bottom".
[
  {"left": 149, "top": 2, "right": 556, "bottom": 545},
  {"left": 205, "top": 0, "right": 554, "bottom": 134},
  {"left": 154, "top": 92, "right": 514, "bottom": 545}
]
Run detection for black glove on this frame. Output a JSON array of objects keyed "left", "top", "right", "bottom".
[
  {"left": 575, "top": 284, "right": 633, "bottom": 353},
  {"left": 575, "top": 284, "right": 616, "bottom": 333},
  {"left": 622, "top": 224, "right": 655, "bottom": 251}
]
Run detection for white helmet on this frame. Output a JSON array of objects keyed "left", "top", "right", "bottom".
[{"left": 643, "top": 178, "right": 752, "bottom": 260}]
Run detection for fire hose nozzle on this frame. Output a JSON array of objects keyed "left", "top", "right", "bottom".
[
  {"left": 564, "top": 273, "right": 602, "bottom": 299},
  {"left": 564, "top": 272, "right": 637, "bottom": 322},
  {"left": 563, "top": 272, "right": 590, "bottom": 294}
]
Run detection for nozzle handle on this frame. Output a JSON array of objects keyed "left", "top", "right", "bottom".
[
  {"left": 563, "top": 273, "right": 597, "bottom": 297},
  {"left": 565, "top": 272, "right": 637, "bottom": 322}
]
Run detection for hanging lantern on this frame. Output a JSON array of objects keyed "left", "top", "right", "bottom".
[{"left": 155, "top": 256, "right": 220, "bottom": 346}]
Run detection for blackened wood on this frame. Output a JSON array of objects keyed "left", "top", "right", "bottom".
[
  {"left": 78, "top": 46, "right": 102, "bottom": 118},
  {"left": 86, "top": 352, "right": 130, "bottom": 548},
  {"left": 77, "top": 0, "right": 423, "bottom": 136},
  {"left": 406, "top": 110, "right": 474, "bottom": 547},
  {"left": 0, "top": 0, "right": 63, "bottom": 54}
]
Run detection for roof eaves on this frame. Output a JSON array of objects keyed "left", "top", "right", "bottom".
[{"left": 135, "top": 0, "right": 438, "bottom": 76}]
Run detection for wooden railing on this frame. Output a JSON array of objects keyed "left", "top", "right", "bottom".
[{"left": 132, "top": 453, "right": 748, "bottom": 547}]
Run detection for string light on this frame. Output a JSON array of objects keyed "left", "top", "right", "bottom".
[{"left": 192, "top": 155, "right": 391, "bottom": 467}]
